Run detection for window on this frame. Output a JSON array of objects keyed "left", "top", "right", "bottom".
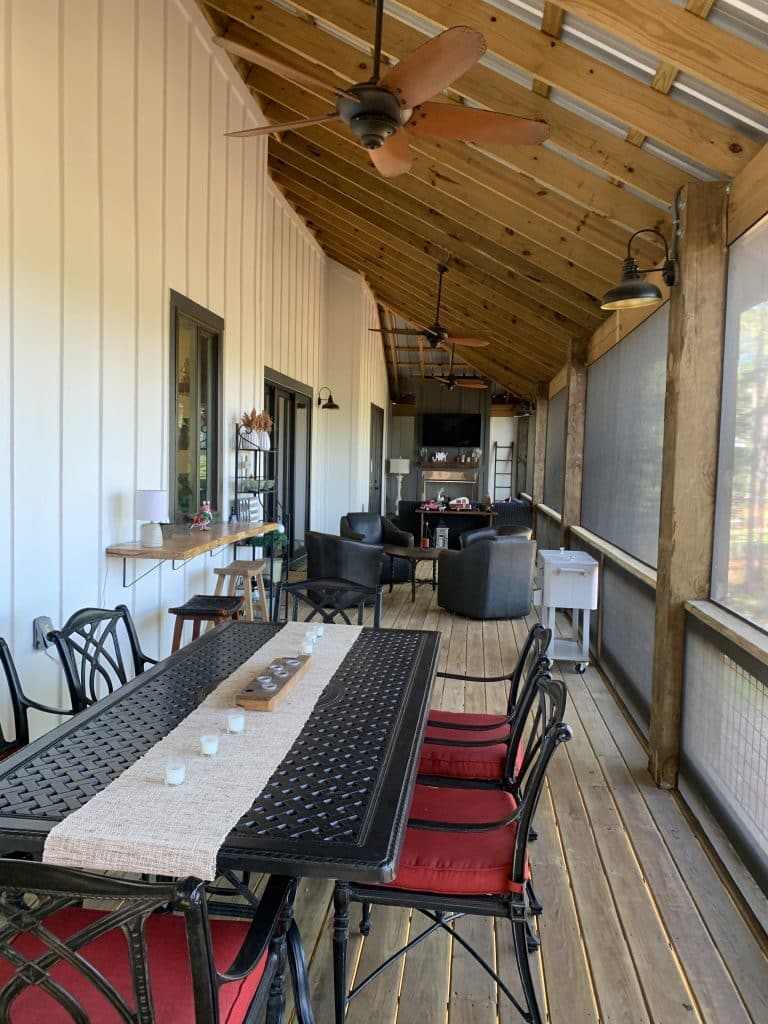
[
  {"left": 712, "top": 216, "right": 768, "bottom": 630},
  {"left": 581, "top": 304, "right": 668, "bottom": 567},
  {"left": 170, "top": 292, "right": 223, "bottom": 523}
]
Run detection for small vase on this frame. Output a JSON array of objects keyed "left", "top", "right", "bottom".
[{"left": 257, "top": 430, "right": 271, "bottom": 451}]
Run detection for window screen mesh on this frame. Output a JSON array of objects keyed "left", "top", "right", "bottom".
[
  {"left": 582, "top": 306, "right": 668, "bottom": 567},
  {"left": 712, "top": 215, "right": 768, "bottom": 631},
  {"left": 536, "top": 510, "right": 560, "bottom": 553},
  {"left": 543, "top": 390, "right": 565, "bottom": 511},
  {"left": 682, "top": 617, "right": 768, "bottom": 892},
  {"left": 600, "top": 563, "right": 656, "bottom": 734}
]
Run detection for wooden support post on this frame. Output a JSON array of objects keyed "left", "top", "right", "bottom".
[
  {"left": 560, "top": 338, "right": 587, "bottom": 547},
  {"left": 649, "top": 181, "right": 729, "bottom": 788},
  {"left": 531, "top": 382, "right": 549, "bottom": 535}
]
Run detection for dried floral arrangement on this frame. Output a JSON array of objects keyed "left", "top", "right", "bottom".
[{"left": 241, "top": 408, "right": 273, "bottom": 433}]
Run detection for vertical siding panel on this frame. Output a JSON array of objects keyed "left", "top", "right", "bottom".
[
  {"left": 240, "top": 127, "right": 257, "bottom": 409},
  {"left": 0, "top": 0, "right": 13, "bottom": 730},
  {"left": 10, "top": 1, "right": 62, "bottom": 700},
  {"left": 61, "top": 0, "right": 101, "bottom": 621},
  {"left": 207, "top": 62, "right": 227, "bottom": 317},
  {"left": 101, "top": 0, "right": 137, "bottom": 558},
  {"left": 164, "top": 1, "right": 188, "bottom": 296},
  {"left": 187, "top": 28, "right": 210, "bottom": 306},
  {"left": 131, "top": 0, "right": 166, "bottom": 653}
]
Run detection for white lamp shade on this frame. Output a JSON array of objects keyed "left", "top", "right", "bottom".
[
  {"left": 388, "top": 458, "right": 410, "bottom": 475},
  {"left": 136, "top": 489, "right": 168, "bottom": 522}
]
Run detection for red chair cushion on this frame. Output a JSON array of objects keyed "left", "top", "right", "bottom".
[
  {"left": 419, "top": 713, "right": 518, "bottom": 781},
  {"left": 427, "top": 710, "right": 510, "bottom": 740},
  {"left": 389, "top": 784, "right": 521, "bottom": 895},
  {"left": 0, "top": 907, "right": 268, "bottom": 1023}
]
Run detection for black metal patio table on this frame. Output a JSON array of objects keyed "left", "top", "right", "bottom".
[{"left": 0, "top": 620, "right": 440, "bottom": 882}]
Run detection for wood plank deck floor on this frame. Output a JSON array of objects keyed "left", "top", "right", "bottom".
[{"left": 278, "top": 570, "right": 768, "bottom": 1024}]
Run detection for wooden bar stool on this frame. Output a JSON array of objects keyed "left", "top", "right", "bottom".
[
  {"left": 167, "top": 595, "right": 244, "bottom": 653},
  {"left": 213, "top": 559, "right": 270, "bottom": 622}
]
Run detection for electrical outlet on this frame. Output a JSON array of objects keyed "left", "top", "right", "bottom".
[{"left": 33, "top": 616, "right": 54, "bottom": 650}]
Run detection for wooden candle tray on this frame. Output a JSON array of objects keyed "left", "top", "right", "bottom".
[{"left": 235, "top": 654, "right": 312, "bottom": 711}]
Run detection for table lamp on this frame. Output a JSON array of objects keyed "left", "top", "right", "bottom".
[
  {"left": 388, "top": 458, "right": 410, "bottom": 508},
  {"left": 136, "top": 489, "right": 168, "bottom": 548}
]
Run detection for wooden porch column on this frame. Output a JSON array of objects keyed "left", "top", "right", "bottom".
[
  {"left": 649, "top": 181, "right": 729, "bottom": 788},
  {"left": 560, "top": 338, "right": 587, "bottom": 547},
  {"left": 531, "top": 382, "right": 548, "bottom": 530}
]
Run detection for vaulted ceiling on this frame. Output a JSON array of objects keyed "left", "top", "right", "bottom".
[{"left": 196, "top": 0, "right": 768, "bottom": 398}]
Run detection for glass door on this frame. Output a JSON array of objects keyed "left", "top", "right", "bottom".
[{"left": 264, "top": 374, "right": 312, "bottom": 565}]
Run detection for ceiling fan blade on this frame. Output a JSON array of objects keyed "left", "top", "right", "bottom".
[
  {"left": 456, "top": 379, "right": 488, "bottom": 389},
  {"left": 226, "top": 113, "right": 340, "bottom": 139},
  {"left": 445, "top": 336, "right": 491, "bottom": 348},
  {"left": 407, "top": 102, "right": 550, "bottom": 145},
  {"left": 427, "top": 376, "right": 452, "bottom": 387},
  {"left": 369, "top": 328, "right": 426, "bottom": 336},
  {"left": 378, "top": 26, "right": 486, "bottom": 110},
  {"left": 369, "top": 131, "right": 412, "bottom": 177},
  {"left": 213, "top": 36, "right": 356, "bottom": 101}
]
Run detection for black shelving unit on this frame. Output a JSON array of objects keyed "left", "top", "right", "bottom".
[{"left": 233, "top": 425, "right": 288, "bottom": 618}]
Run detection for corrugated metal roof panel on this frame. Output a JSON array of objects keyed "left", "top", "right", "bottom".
[
  {"left": 670, "top": 73, "right": 768, "bottom": 140},
  {"left": 559, "top": 12, "right": 656, "bottom": 83},
  {"left": 640, "top": 139, "right": 722, "bottom": 181},
  {"left": 710, "top": 0, "right": 768, "bottom": 49}
]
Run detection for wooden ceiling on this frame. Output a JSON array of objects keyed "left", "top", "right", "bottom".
[{"left": 196, "top": 0, "right": 768, "bottom": 398}]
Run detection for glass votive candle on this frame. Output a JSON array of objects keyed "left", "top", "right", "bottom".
[
  {"left": 227, "top": 708, "right": 245, "bottom": 734},
  {"left": 299, "top": 641, "right": 313, "bottom": 656},
  {"left": 164, "top": 757, "right": 186, "bottom": 786},
  {"left": 199, "top": 730, "right": 220, "bottom": 757},
  {"left": 315, "top": 624, "right": 325, "bottom": 637}
]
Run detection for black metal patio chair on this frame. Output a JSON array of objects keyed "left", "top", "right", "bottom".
[
  {"left": 49, "top": 604, "right": 157, "bottom": 712},
  {"left": 0, "top": 860, "right": 315, "bottom": 1023},
  {"left": 418, "top": 623, "right": 552, "bottom": 785},
  {"left": 0, "top": 638, "right": 72, "bottom": 756},
  {"left": 276, "top": 578, "right": 383, "bottom": 628},
  {"left": 332, "top": 671, "right": 571, "bottom": 1024}
]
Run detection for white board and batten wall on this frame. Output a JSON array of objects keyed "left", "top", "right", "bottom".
[{"left": 0, "top": 0, "right": 387, "bottom": 731}]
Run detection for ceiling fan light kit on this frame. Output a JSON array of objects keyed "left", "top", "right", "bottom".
[{"left": 213, "top": 0, "right": 549, "bottom": 179}]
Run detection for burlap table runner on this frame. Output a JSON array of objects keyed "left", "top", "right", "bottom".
[{"left": 43, "top": 622, "right": 361, "bottom": 880}]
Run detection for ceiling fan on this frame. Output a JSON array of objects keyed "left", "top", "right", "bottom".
[
  {"left": 370, "top": 265, "right": 490, "bottom": 349},
  {"left": 427, "top": 345, "right": 488, "bottom": 391},
  {"left": 212, "top": 0, "right": 549, "bottom": 178}
]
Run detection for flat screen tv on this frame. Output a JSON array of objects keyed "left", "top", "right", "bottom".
[{"left": 422, "top": 412, "right": 481, "bottom": 448}]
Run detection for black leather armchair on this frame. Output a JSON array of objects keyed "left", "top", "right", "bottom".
[
  {"left": 460, "top": 525, "right": 532, "bottom": 547},
  {"left": 294, "top": 530, "right": 384, "bottom": 626},
  {"left": 339, "top": 513, "right": 414, "bottom": 584},
  {"left": 437, "top": 534, "right": 536, "bottom": 620}
]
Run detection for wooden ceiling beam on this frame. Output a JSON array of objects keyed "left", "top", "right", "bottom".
[
  {"left": 267, "top": 142, "right": 607, "bottom": 311},
  {"left": 219, "top": 0, "right": 700, "bottom": 204},
  {"left": 312, "top": 230, "right": 564, "bottom": 364},
  {"left": 270, "top": 164, "right": 601, "bottom": 328},
  {"left": 288, "top": 0, "right": 755, "bottom": 176},
  {"left": 278, "top": 187, "right": 563, "bottom": 375},
  {"left": 313, "top": 232, "right": 565, "bottom": 371},
  {"left": 252, "top": 73, "right": 664, "bottom": 266},
  {"left": 377, "top": 304, "right": 400, "bottom": 395},
  {"left": 314, "top": 223, "right": 576, "bottom": 347},
  {"left": 554, "top": 0, "right": 768, "bottom": 117},
  {"left": 533, "top": 3, "right": 565, "bottom": 98},
  {"left": 230, "top": 9, "right": 678, "bottom": 226}
]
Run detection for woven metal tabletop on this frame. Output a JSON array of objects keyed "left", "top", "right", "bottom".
[{"left": 0, "top": 622, "right": 439, "bottom": 882}]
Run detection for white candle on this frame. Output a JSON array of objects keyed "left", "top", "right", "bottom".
[
  {"left": 227, "top": 708, "right": 245, "bottom": 734},
  {"left": 299, "top": 641, "right": 313, "bottom": 656},
  {"left": 200, "top": 730, "right": 220, "bottom": 756},
  {"left": 164, "top": 758, "right": 186, "bottom": 786}
]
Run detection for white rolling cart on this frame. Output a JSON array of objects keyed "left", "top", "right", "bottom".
[{"left": 535, "top": 549, "right": 598, "bottom": 673}]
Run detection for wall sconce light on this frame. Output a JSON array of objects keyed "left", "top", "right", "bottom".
[
  {"left": 600, "top": 191, "right": 681, "bottom": 311},
  {"left": 317, "top": 386, "right": 340, "bottom": 410}
]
